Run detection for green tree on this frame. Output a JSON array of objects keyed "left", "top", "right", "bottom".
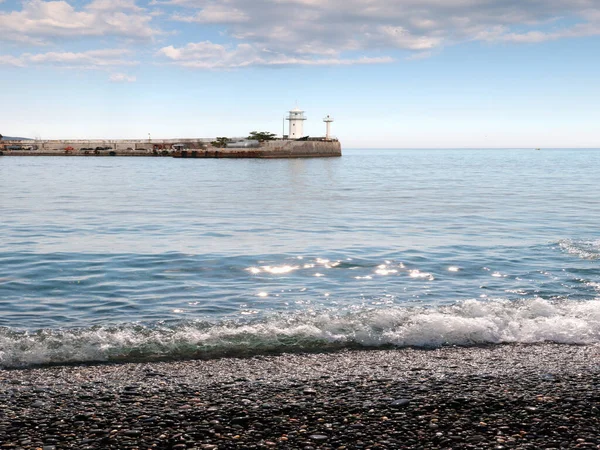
[
  {"left": 248, "top": 131, "right": 276, "bottom": 142},
  {"left": 211, "top": 137, "right": 231, "bottom": 148}
]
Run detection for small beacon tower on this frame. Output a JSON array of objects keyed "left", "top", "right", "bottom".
[
  {"left": 323, "top": 115, "right": 334, "bottom": 140},
  {"left": 286, "top": 107, "right": 307, "bottom": 139}
]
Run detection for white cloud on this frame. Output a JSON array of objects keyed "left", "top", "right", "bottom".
[
  {"left": 4, "top": 0, "right": 600, "bottom": 70},
  {"left": 0, "top": 55, "right": 26, "bottom": 67},
  {"left": 0, "top": 0, "right": 158, "bottom": 44},
  {"left": 157, "top": 41, "right": 393, "bottom": 69},
  {"left": 109, "top": 73, "right": 137, "bottom": 82},
  {"left": 489, "top": 22, "right": 600, "bottom": 43},
  {"left": 375, "top": 26, "right": 442, "bottom": 50},
  {"left": 1, "top": 49, "right": 137, "bottom": 69},
  {"left": 172, "top": 3, "right": 248, "bottom": 23},
  {"left": 86, "top": 0, "right": 142, "bottom": 12},
  {"left": 158, "top": 0, "right": 600, "bottom": 68}
]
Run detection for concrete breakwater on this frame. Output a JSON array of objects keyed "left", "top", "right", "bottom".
[
  {"left": 175, "top": 140, "right": 342, "bottom": 158},
  {"left": 0, "top": 138, "right": 342, "bottom": 158}
]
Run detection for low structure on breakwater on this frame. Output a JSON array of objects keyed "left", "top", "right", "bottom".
[{"left": 0, "top": 106, "right": 342, "bottom": 158}]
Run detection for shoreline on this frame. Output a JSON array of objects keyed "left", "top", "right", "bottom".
[{"left": 1, "top": 343, "right": 599, "bottom": 449}]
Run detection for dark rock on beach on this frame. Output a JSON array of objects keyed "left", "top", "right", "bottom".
[{"left": 0, "top": 343, "right": 598, "bottom": 449}]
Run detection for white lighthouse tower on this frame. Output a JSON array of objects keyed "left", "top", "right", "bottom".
[
  {"left": 286, "top": 107, "right": 307, "bottom": 139},
  {"left": 323, "top": 115, "right": 334, "bottom": 140}
]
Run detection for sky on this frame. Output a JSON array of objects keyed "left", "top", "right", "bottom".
[{"left": 1, "top": 0, "right": 600, "bottom": 148}]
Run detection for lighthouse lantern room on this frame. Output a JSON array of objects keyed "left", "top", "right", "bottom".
[{"left": 286, "top": 107, "right": 307, "bottom": 139}]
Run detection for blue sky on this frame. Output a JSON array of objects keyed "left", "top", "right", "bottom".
[{"left": 1, "top": 0, "right": 600, "bottom": 148}]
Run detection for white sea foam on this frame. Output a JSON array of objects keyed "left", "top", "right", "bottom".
[
  {"left": 1, "top": 298, "right": 599, "bottom": 368},
  {"left": 559, "top": 239, "right": 600, "bottom": 260}
]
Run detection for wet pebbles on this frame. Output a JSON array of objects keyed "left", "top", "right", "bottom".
[{"left": 0, "top": 343, "right": 598, "bottom": 449}]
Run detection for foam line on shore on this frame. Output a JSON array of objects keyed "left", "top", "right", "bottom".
[{"left": 1, "top": 298, "right": 599, "bottom": 368}]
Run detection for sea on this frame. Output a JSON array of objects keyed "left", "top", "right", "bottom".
[{"left": 1, "top": 149, "right": 599, "bottom": 368}]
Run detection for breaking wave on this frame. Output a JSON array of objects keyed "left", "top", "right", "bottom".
[
  {"left": 1, "top": 298, "right": 599, "bottom": 368},
  {"left": 559, "top": 239, "right": 600, "bottom": 260}
]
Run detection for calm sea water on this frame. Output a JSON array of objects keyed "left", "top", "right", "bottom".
[{"left": 1, "top": 149, "right": 599, "bottom": 367}]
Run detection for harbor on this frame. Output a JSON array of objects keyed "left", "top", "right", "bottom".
[{"left": 0, "top": 107, "right": 342, "bottom": 158}]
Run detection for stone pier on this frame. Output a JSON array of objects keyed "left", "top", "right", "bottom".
[{"left": 0, "top": 139, "right": 342, "bottom": 158}]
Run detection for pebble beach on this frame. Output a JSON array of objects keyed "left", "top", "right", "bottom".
[{"left": 1, "top": 343, "right": 599, "bottom": 449}]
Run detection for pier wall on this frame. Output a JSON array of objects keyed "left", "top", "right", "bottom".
[
  {"left": 0, "top": 139, "right": 209, "bottom": 154},
  {"left": 0, "top": 139, "right": 341, "bottom": 158},
  {"left": 258, "top": 140, "right": 341, "bottom": 158}
]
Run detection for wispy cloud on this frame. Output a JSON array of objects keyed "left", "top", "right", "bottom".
[
  {"left": 157, "top": 42, "right": 393, "bottom": 69},
  {"left": 86, "top": 0, "right": 142, "bottom": 12},
  {"left": 171, "top": 3, "right": 248, "bottom": 24},
  {"left": 481, "top": 21, "right": 600, "bottom": 44},
  {"left": 109, "top": 73, "right": 137, "bottom": 82},
  {"left": 0, "top": 49, "right": 137, "bottom": 69},
  {"left": 0, "top": 55, "right": 26, "bottom": 67}
]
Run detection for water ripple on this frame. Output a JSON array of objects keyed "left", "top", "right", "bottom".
[{"left": 1, "top": 151, "right": 599, "bottom": 366}]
